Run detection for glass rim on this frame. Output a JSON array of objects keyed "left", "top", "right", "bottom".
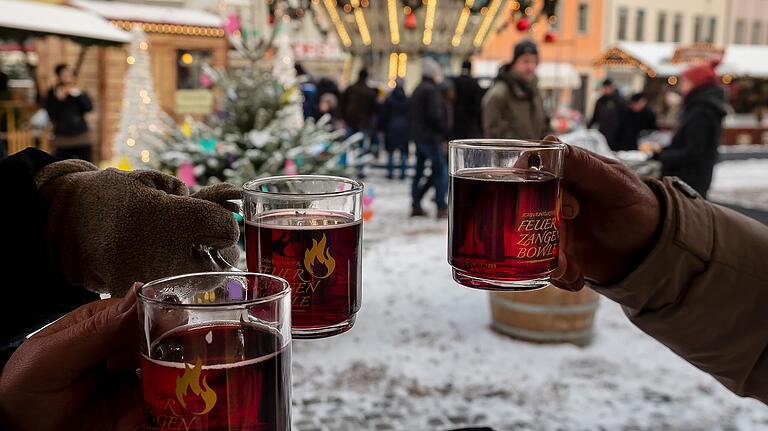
[
  {"left": 449, "top": 139, "right": 565, "bottom": 150},
  {"left": 243, "top": 175, "right": 364, "bottom": 199},
  {"left": 137, "top": 271, "right": 291, "bottom": 309}
]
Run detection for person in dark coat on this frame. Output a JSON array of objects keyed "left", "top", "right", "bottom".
[
  {"left": 340, "top": 69, "right": 378, "bottom": 175},
  {"left": 451, "top": 59, "right": 483, "bottom": 139},
  {"left": 654, "top": 59, "right": 726, "bottom": 198},
  {"left": 615, "top": 93, "right": 658, "bottom": 151},
  {"left": 410, "top": 58, "right": 450, "bottom": 218},
  {"left": 44, "top": 64, "right": 93, "bottom": 162},
  {"left": 588, "top": 78, "right": 626, "bottom": 151},
  {"left": 379, "top": 78, "right": 410, "bottom": 180},
  {"left": 295, "top": 63, "right": 319, "bottom": 120}
]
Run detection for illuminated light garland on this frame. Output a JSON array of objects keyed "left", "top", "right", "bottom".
[
  {"left": 397, "top": 52, "right": 407, "bottom": 77},
  {"left": 722, "top": 74, "right": 733, "bottom": 84},
  {"left": 351, "top": 0, "right": 372, "bottom": 45},
  {"left": 422, "top": 0, "right": 437, "bottom": 45},
  {"left": 323, "top": 0, "right": 352, "bottom": 47},
  {"left": 473, "top": 0, "right": 501, "bottom": 47},
  {"left": 451, "top": 0, "right": 473, "bottom": 47},
  {"left": 388, "top": 0, "right": 400, "bottom": 45},
  {"left": 110, "top": 20, "right": 224, "bottom": 37},
  {"left": 667, "top": 76, "right": 678, "bottom": 85}
]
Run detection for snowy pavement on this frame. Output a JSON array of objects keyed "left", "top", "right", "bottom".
[{"left": 290, "top": 168, "right": 768, "bottom": 431}]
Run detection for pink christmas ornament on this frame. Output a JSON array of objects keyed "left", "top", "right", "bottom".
[
  {"left": 224, "top": 13, "right": 241, "bottom": 35},
  {"left": 178, "top": 161, "right": 197, "bottom": 188},
  {"left": 284, "top": 159, "right": 297, "bottom": 175}
]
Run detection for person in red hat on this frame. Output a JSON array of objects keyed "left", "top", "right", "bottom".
[{"left": 653, "top": 59, "right": 726, "bottom": 198}]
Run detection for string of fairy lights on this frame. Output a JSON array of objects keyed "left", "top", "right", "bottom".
[{"left": 111, "top": 20, "right": 225, "bottom": 37}]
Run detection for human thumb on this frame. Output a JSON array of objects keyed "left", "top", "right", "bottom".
[{"left": 21, "top": 294, "right": 137, "bottom": 387}]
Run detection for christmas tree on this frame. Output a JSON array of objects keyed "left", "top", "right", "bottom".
[
  {"left": 159, "top": 21, "right": 359, "bottom": 187},
  {"left": 111, "top": 28, "right": 175, "bottom": 170}
]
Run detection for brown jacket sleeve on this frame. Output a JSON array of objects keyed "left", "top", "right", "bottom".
[{"left": 591, "top": 177, "right": 768, "bottom": 404}]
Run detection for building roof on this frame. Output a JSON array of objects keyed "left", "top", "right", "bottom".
[
  {"left": 596, "top": 42, "right": 768, "bottom": 78},
  {"left": 72, "top": 0, "right": 222, "bottom": 28},
  {"left": 0, "top": 0, "right": 130, "bottom": 45}
]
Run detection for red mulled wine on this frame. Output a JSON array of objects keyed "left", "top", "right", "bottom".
[
  {"left": 449, "top": 168, "right": 561, "bottom": 290},
  {"left": 141, "top": 322, "right": 290, "bottom": 431},
  {"left": 246, "top": 211, "right": 362, "bottom": 338}
]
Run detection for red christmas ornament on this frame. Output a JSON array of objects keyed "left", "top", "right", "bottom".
[
  {"left": 516, "top": 17, "right": 530, "bottom": 32},
  {"left": 544, "top": 31, "right": 557, "bottom": 43},
  {"left": 268, "top": 14, "right": 275, "bottom": 25},
  {"left": 405, "top": 12, "right": 417, "bottom": 30}
]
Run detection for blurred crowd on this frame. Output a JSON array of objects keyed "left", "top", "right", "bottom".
[{"left": 295, "top": 38, "right": 726, "bottom": 216}]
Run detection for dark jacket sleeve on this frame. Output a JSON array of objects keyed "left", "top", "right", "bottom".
[
  {"left": 591, "top": 177, "right": 768, "bottom": 404},
  {"left": 44, "top": 88, "right": 63, "bottom": 118},
  {"left": 75, "top": 91, "right": 93, "bottom": 114},
  {"left": 656, "top": 108, "right": 713, "bottom": 168},
  {"left": 426, "top": 87, "right": 446, "bottom": 137},
  {"left": 0, "top": 149, "right": 97, "bottom": 365}
]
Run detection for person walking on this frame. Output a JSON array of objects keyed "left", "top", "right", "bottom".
[
  {"left": 452, "top": 59, "right": 483, "bottom": 139},
  {"left": 44, "top": 64, "right": 94, "bottom": 162},
  {"left": 615, "top": 92, "right": 658, "bottom": 151},
  {"left": 340, "top": 69, "right": 378, "bottom": 176},
  {"left": 379, "top": 78, "right": 410, "bottom": 180},
  {"left": 410, "top": 58, "right": 450, "bottom": 218},
  {"left": 482, "top": 40, "right": 549, "bottom": 140},
  {"left": 588, "top": 78, "right": 626, "bottom": 151},
  {"left": 651, "top": 59, "right": 725, "bottom": 198}
]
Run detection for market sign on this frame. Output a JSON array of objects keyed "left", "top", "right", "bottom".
[
  {"left": 291, "top": 42, "right": 344, "bottom": 60},
  {"left": 175, "top": 89, "right": 213, "bottom": 115}
]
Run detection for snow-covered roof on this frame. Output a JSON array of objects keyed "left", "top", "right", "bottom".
[
  {"left": 0, "top": 0, "right": 130, "bottom": 44},
  {"left": 599, "top": 42, "right": 768, "bottom": 78},
  {"left": 720, "top": 44, "right": 768, "bottom": 78},
  {"left": 72, "top": 0, "right": 223, "bottom": 28}
]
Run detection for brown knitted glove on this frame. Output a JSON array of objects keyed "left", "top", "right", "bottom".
[{"left": 35, "top": 160, "right": 241, "bottom": 296}]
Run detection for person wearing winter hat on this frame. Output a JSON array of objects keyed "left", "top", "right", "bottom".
[
  {"left": 651, "top": 59, "right": 726, "bottom": 197},
  {"left": 451, "top": 58, "right": 483, "bottom": 140},
  {"left": 482, "top": 39, "right": 549, "bottom": 140},
  {"left": 588, "top": 78, "right": 627, "bottom": 151}
]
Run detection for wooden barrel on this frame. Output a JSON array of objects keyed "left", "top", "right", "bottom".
[{"left": 489, "top": 285, "right": 600, "bottom": 345}]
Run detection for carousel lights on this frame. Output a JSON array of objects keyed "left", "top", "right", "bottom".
[
  {"left": 388, "top": 52, "right": 398, "bottom": 85},
  {"left": 473, "top": 0, "right": 501, "bottom": 47},
  {"left": 667, "top": 76, "right": 678, "bottom": 85},
  {"left": 722, "top": 74, "right": 733, "bottom": 84},
  {"left": 139, "top": 41, "right": 149, "bottom": 50},
  {"left": 388, "top": 0, "right": 400, "bottom": 45},
  {"left": 126, "top": 138, "right": 136, "bottom": 147},
  {"left": 140, "top": 150, "right": 151, "bottom": 163},
  {"left": 351, "top": 0, "right": 372, "bottom": 46},
  {"left": 422, "top": 0, "right": 437, "bottom": 45},
  {"left": 397, "top": 52, "right": 407, "bottom": 77},
  {"left": 126, "top": 56, "right": 136, "bottom": 65},
  {"left": 452, "top": 0, "right": 473, "bottom": 47},
  {"left": 323, "top": 0, "right": 353, "bottom": 47}
]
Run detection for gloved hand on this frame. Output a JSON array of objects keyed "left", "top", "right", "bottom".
[{"left": 35, "top": 160, "right": 242, "bottom": 296}]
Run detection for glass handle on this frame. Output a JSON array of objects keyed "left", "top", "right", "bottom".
[{"left": 194, "top": 245, "right": 242, "bottom": 272}]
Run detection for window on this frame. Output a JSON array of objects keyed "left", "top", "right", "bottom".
[
  {"left": 693, "top": 15, "right": 703, "bottom": 42},
  {"left": 752, "top": 21, "right": 763, "bottom": 44},
  {"left": 635, "top": 9, "right": 645, "bottom": 41},
  {"left": 577, "top": 2, "right": 589, "bottom": 34},
  {"left": 176, "top": 50, "right": 213, "bottom": 89},
  {"left": 673, "top": 13, "right": 682, "bottom": 42},
  {"left": 617, "top": 7, "right": 628, "bottom": 41},
  {"left": 735, "top": 19, "right": 746, "bottom": 43},
  {"left": 656, "top": 12, "right": 667, "bottom": 42},
  {"left": 706, "top": 17, "right": 716, "bottom": 43}
]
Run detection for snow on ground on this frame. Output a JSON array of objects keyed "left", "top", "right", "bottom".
[
  {"left": 291, "top": 171, "right": 768, "bottom": 431},
  {"left": 710, "top": 159, "right": 768, "bottom": 210}
]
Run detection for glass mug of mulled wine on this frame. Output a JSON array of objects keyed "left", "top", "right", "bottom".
[
  {"left": 137, "top": 272, "right": 291, "bottom": 431},
  {"left": 243, "top": 175, "right": 363, "bottom": 339},
  {"left": 448, "top": 139, "right": 565, "bottom": 291}
]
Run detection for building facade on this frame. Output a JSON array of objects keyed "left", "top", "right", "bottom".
[
  {"left": 726, "top": 0, "right": 768, "bottom": 45},
  {"left": 481, "top": 0, "right": 606, "bottom": 115}
]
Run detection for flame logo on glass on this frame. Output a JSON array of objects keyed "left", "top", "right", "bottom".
[
  {"left": 303, "top": 234, "right": 336, "bottom": 279},
  {"left": 175, "top": 358, "right": 217, "bottom": 416}
]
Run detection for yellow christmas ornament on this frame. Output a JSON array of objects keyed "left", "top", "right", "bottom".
[
  {"left": 181, "top": 120, "right": 193, "bottom": 138},
  {"left": 116, "top": 155, "right": 133, "bottom": 171}
]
